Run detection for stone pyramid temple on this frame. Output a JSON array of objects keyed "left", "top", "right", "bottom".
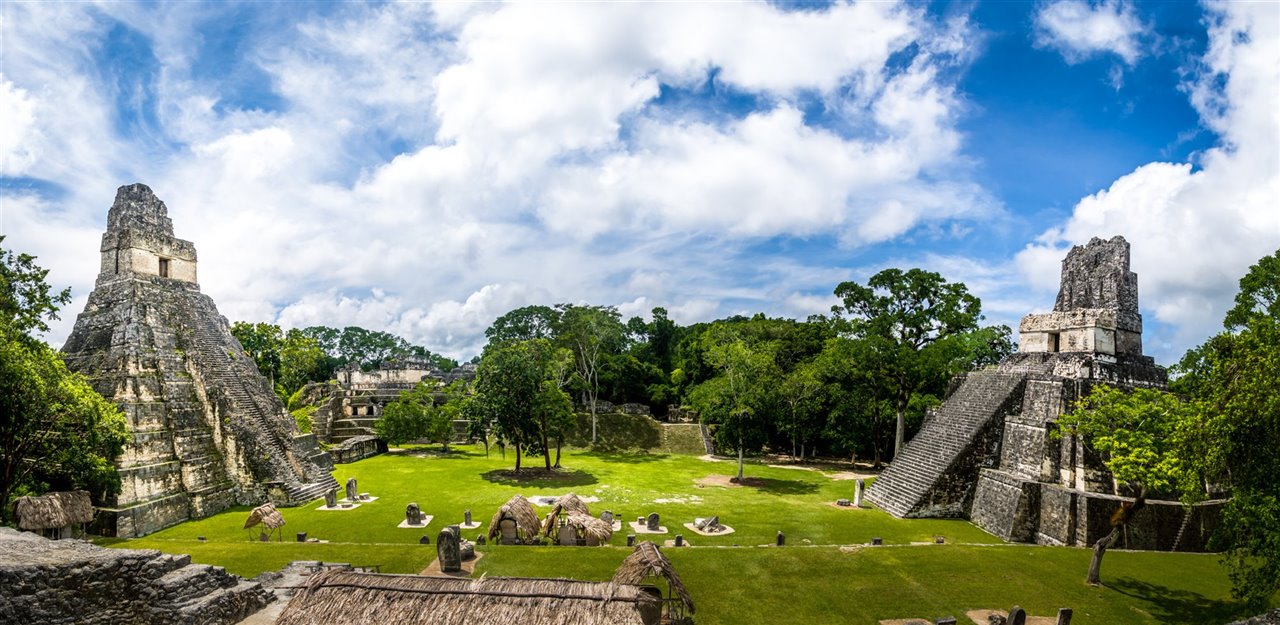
[
  {"left": 865, "top": 236, "right": 1221, "bottom": 551},
  {"left": 62, "top": 184, "right": 337, "bottom": 538}
]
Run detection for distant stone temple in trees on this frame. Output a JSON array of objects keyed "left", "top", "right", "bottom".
[
  {"left": 866, "top": 236, "right": 1221, "bottom": 551},
  {"left": 62, "top": 184, "right": 337, "bottom": 537}
]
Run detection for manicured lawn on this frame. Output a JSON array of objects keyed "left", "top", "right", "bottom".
[{"left": 105, "top": 446, "right": 1276, "bottom": 623}]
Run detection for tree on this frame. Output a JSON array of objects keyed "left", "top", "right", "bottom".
[
  {"left": 557, "top": 304, "right": 626, "bottom": 445},
  {"left": 485, "top": 305, "right": 561, "bottom": 345},
  {"left": 1055, "top": 385, "right": 1194, "bottom": 586},
  {"left": 1171, "top": 250, "right": 1280, "bottom": 604},
  {"left": 831, "top": 268, "right": 984, "bottom": 459},
  {"left": 0, "top": 235, "right": 70, "bottom": 341},
  {"left": 0, "top": 237, "right": 127, "bottom": 523},
  {"left": 471, "top": 340, "right": 556, "bottom": 471},
  {"left": 688, "top": 326, "right": 779, "bottom": 481},
  {"left": 375, "top": 381, "right": 453, "bottom": 451},
  {"left": 1223, "top": 248, "right": 1279, "bottom": 331},
  {"left": 780, "top": 362, "right": 824, "bottom": 459},
  {"left": 231, "top": 321, "right": 284, "bottom": 384},
  {"left": 278, "top": 329, "right": 326, "bottom": 396}
]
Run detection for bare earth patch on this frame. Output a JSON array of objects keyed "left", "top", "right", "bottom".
[
  {"left": 420, "top": 551, "right": 484, "bottom": 577},
  {"left": 825, "top": 470, "right": 877, "bottom": 480}
]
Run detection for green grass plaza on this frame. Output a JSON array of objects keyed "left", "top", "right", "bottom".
[{"left": 99, "top": 446, "right": 1268, "bottom": 624}]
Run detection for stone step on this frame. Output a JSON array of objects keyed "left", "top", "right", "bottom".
[
  {"left": 154, "top": 563, "right": 238, "bottom": 605},
  {"left": 171, "top": 580, "right": 274, "bottom": 625}
]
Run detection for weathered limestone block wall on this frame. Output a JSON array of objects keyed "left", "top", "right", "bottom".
[
  {"left": 0, "top": 528, "right": 272, "bottom": 625},
  {"left": 62, "top": 184, "right": 336, "bottom": 537},
  {"left": 329, "top": 435, "right": 388, "bottom": 464}
]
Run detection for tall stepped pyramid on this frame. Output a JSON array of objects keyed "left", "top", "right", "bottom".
[
  {"left": 62, "top": 184, "right": 336, "bottom": 538},
  {"left": 866, "top": 236, "right": 1222, "bottom": 551}
]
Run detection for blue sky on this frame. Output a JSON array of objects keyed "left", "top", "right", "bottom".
[{"left": 1, "top": 1, "right": 1276, "bottom": 364}]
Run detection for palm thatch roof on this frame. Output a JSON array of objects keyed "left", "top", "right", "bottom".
[
  {"left": 243, "top": 503, "right": 286, "bottom": 530},
  {"left": 275, "top": 569, "right": 659, "bottom": 625},
  {"left": 612, "top": 541, "right": 695, "bottom": 614},
  {"left": 12, "top": 491, "right": 93, "bottom": 530},
  {"left": 487, "top": 495, "right": 541, "bottom": 542},
  {"left": 538, "top": 493, "right": 593, "bottom": 537}
]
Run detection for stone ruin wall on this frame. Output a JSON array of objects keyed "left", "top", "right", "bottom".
[{"left": 0, "top": 528, "right": 272, "bottom": 625}]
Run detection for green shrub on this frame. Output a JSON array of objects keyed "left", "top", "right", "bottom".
[{"left": 291, "top": 405, "right": 316, "bottom": 434}]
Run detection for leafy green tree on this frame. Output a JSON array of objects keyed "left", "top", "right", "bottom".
[
  {"left": 278, "top": 329, "right": 326, "bottom": 395},
  {"left": 0, "top": 237, "right": 127, "bottom": 523},
  {"left": 780, "top": 361, "right": 824, "bottom": 459},
  {"left": 1172, "top": 250, "right": 1280, "bottom": 605},
  {"left": 485, "top": 305, "right": 561, "bottom": 345},
  {"left": 231, "top": 321, "right": 284, "bottom": 385},
  {"left": 831, "top": 268, "right": 985, "bottom": 459},
  {"left": 1223, "top": 248, "right": 1279, "bottom": 331},
  {"left": 557, "top": 304, "right": 626, "bottom": 445},
  {"left": 472, "top": 340, "right": 552, "bottom": 471},
  {"left": 1055, "top": 385, "right": 1194, "bottom": 586},
  {"left": 688, "top": 326, "right": 779, "bottom": 480},
  {"left": 375, "top": 381, "right": 452, "bottom": 451}
]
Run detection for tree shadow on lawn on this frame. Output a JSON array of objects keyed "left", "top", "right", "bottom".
[
  {"left": 1107, "top": 576, "right": 1254, "bottom": 624},
  {"left": 480, "top": 467, "right": 599, "bottom": 488},
  {"left": 577, "top": 450, "right": 668, "bottom": 464},
  {"left": 699, "top": 474, "right": 819, "bottom": 495}
]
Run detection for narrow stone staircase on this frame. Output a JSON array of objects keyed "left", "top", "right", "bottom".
[
  {"left": 187, "top": 321, "right": 336, "bottom": 504},
  {"left": 866, "top": 370, "right": 1025, "bottom": 518}
]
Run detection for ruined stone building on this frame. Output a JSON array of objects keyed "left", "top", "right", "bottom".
[
  {"left": 865, "top": 236, "right": 1221, "bottom": 551},
  {"left": 61, "top": 184, "right": 337, "bottom": 538},
  {"left": 298, "top": 357, "right": 474, "bottom": 453}
]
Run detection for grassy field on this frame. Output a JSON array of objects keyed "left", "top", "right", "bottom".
[{"left": 106, "top": 446, "right": 1276, "bottom": 624}]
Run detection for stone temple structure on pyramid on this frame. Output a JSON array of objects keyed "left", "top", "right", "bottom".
[
  {"left": 865, "top": 235, "right": 1222, "bottom": 551},
  {"left": 62, "top": 184, "right": 337, "bottom": 538}
]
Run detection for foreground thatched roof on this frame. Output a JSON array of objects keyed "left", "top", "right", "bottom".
[
  {"left": 244, "top": 503, "right": 285, "bottom": 530},
  {"left": 12, "top": 491, "right": 93, "bottom": 530},
  {"left": 539, "top": 493, "right": 594, "bottom": 537},
  {"left": 612, "top": 541, "right": 694, "bottom": 614},
  {"left": 487, "top": 495, "right": 541, "bottom": 542},
  {"left": 275, "top": 569, "right": 657, "bottom": 625}
]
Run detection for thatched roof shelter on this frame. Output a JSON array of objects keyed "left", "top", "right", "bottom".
[
  {"left": 243, "top": 503, "right": 285, "bottom": 530},
  {"left": 12, "top": 491, "right": 93, "bottom": 531},
  {"left": 539, "top": 493, "right": 594, "bottom": 537},
  {"left": 274, "top": 569, "right": 661, "bottom": 625},
  {"left": 487, "top": 495, "right": 541, "bottom": 543},
  {"left": 612, "top": 541, "right": 695, "bottom": 615}
]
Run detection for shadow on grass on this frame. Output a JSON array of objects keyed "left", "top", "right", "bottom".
[
  {"left": 744, "top": 477, "right": 819, "bottom": 496},
  {"left": 480, "top": 467, "right": 599, "bottom": 488},
  {"left": 577, "top": 450, "right": 668, "bottom": 464},
  {"left": 1107, "top": 576, "right": 1252, "bottom": 624}
]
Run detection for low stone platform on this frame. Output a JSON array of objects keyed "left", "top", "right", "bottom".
[{"left": 0, "top": 527, "right": 272, "bottom": 625}]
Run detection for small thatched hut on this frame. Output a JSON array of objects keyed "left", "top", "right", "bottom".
[
  {"left": 540, "top": 494, "right": 599, "bottom": 537},
  {"left": 613, "top": 541, "right": 695, "bottom": 620},
  {"left": 547, "top": 512, "right": 614, "bottom": 546},
  {"left": 243, "top": 503, "right": 285, "bottom": 541},
  {"left": 274, "top": 569, "right": 662, "bottom": 625},
  {"left": 12, "top": 491, "right": 93, "bottom": 540},
  {"left": 487, "top": 495, "right": 541, "bottom": 545}
]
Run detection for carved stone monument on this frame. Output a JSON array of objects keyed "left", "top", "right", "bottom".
[
  {"left": 60, "top": 184, "right": 336, "bottom": 538},
  {"left": 345, "top": 478, "right": 358, "bottom": 502},
  {"left": 464, "top": 509, "right": 472, "bottom": 525},
  {"left": 600, "top": 510, "right": 614, "bottom": 524},
  {"left": 324, "top": 489, "right": 337, "bottom": 509},
  {"left": 437, "top": 526, "right": 461, "bottom": 573},
  {"left": 854, "top": 479, "right": 865, "bottom": 507},
  {"left": 1008, "top": 606, "right": 1027, "bottom": 625},
  {"left": 406, "top": 503, "right": 423, "bottom": 526},
  {"left": 646, "top": 513, "right": 660, "bottom": 531}
]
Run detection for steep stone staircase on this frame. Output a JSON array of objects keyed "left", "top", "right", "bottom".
[
  {"left": 866, "top": 370, "right": 1025, "bottom": 518},
  {"left": 147, "top": 554, "right": 274, "bottom": 624},
  {"left": 187, "top": 319, "right": 337, "bottom": 504}
]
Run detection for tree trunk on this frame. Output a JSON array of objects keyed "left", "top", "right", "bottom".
[
  {"left": 1087, "top": 527, "right": 1121, "bottom": 586},
  {"left": 590, "top": 403, "right": 598, "bottom": 446},
  {"left": 894, "top": 390, "right": 908, "bottom": 460},
  {"left": 736, "top": 434, "right": 745, "bottom": 481},
  {"left": 554, "top": 437, "right": 562, "bottom": 468},
  {"left": 542, "top": 430, "right": 552, "bottom": 470},
  {"left": 514, "top": 442, "right": 521, "bottom": 471}
]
